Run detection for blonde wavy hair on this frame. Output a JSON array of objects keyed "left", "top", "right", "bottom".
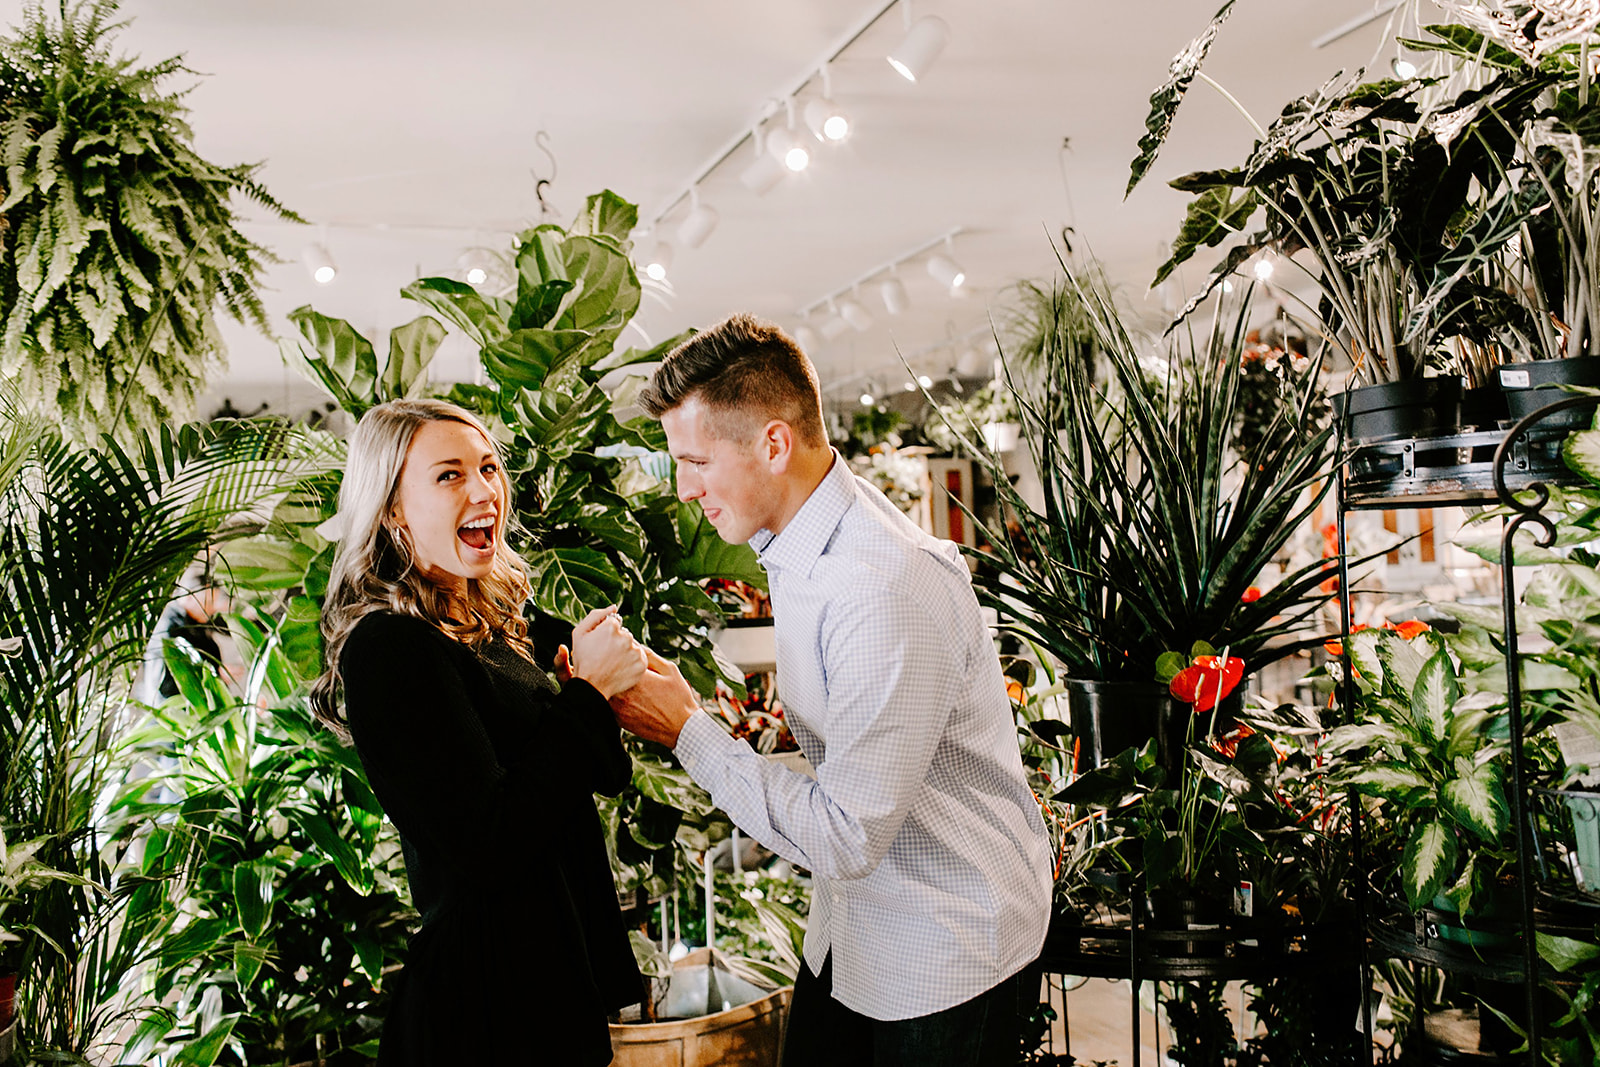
[{"left": 310, "top": 399, "right": 535, "bottom": 738}]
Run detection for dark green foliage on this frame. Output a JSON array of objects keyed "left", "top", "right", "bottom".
[{"left": 0, "top": 1, "right": 299, "bottom": 444}]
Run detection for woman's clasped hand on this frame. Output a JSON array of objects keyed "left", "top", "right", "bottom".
[{"left": 556, "top": 606, "right": 648, "bottom": 699}]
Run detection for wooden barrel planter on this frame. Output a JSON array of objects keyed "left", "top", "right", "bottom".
[{"left": 610, "top": 985, "right": 791, "bottom": 1067}]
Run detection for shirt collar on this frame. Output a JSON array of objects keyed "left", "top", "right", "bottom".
[{"left": 749, "top": 451, "right": 854, "bottom": 574}]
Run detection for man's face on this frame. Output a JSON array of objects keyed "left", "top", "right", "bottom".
[{"left": 661, "top": 395, "right": 775, "bottom": 544}]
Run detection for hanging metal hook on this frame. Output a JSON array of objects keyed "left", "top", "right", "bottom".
[{"left": 531, "top": 130, "right": 559, "bottom": 218}]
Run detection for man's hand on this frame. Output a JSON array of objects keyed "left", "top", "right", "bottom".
[{"left": 610, "top": 649, "right": 700, "bottom": 748}]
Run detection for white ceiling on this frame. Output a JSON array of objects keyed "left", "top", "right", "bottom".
[{"left": 25, "top": 0, "right": 1398, "bottom": 410}]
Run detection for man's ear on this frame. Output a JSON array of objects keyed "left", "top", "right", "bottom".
[{"left": 762, "top": 419, "right": 796, "bottom": 473}]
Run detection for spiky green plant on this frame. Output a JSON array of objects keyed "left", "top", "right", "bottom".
[{"left": 0, "top": 0, "right": 298, "bottom": 445}]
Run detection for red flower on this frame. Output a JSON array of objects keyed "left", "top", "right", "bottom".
[
  {"left": 1170, "top": 655, "right": 1245, "bottom": 712},
  {"left": 1393, "top": 620, "right": 1431, "bottom": 640},
  {"left": 1241, "top": 586, "right": 1262, "bottom": 603}
]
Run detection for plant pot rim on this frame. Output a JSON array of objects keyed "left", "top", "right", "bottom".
[{"left": 1333, "top": 376, "right": 1465, "bottom": 415}]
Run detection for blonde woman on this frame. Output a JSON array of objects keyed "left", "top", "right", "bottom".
[{"left": 312, "top": 399, "right": 646, "bottom": 1065}]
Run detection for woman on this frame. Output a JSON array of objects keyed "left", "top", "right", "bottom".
[{"left": 311, "top": 398, "right": 646, "bottom": 1065}]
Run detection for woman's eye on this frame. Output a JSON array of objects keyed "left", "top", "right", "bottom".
[
  {"left": 437, "top": 471, "right": 458, "bottom": 482},
  {"left": 482, "top": 463, "right": 499, "bottom": 475}
]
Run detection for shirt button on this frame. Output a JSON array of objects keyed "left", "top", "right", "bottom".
[{"left": 832, "top": 890, "right": 842, "bottom": 904}]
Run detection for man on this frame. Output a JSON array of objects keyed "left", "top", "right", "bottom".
[{"left": 611, "top": 313, "right": 1052, "bottom": 1066}]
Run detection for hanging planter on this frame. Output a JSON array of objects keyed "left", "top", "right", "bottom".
[{"left": 981, "top": 420, "right": 1021, "bottom": 453}]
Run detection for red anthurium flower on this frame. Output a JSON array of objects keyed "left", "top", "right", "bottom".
[
  {"left": 1169, "top": 655, "right": 1245, "bottom": 712},
  {"left": 1324, "top": 624, "right": 1371, "bottom": 658},
  {"left": 1241, "top": 586, "right": 1262, "bottom": 603},
  {"left": 1393, "top": 620, "right": 1431, "bottom": 640}
]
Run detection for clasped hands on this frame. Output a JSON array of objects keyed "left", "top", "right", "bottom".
[{"left": 555, "top": 606, "right": 699, "bottom": 748}]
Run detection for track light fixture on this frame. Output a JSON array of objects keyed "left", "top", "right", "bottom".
[
  {"left": 927, "top": 235, "right": 966, "bottom": 290},
  {"left": 643, "top": 240, "right": 673, "bottom": 282},
  {"left": 767, "top": 100, "right": 812, "bottom": 173},
  {"left": 888, "top": 9, "right": 950, "bottom": 83},
  {"left": 458, "top": 247, "right": 499, "bottom": 288},
  {"left": 794, "top": 324, "right": 818, "bottom": 353},
  {"left": 840, "top": 291, "right": 874, "bottom": 332},
  {"left": 880, "top": 273, "right": 910, "bottom": 315},
  {"left": 677, "top": 188, "right": 720, "bottom": 249},
  {"left": 820, "top": 301, "right": 851, "bottom": 340},
  {"left": 303, "top": 243, "right": 338, "bottom": 285},
  {"left": 740, "top": 127, "right": 787, "bottom": 194}
]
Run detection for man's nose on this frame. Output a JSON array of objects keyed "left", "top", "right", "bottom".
[{"left": 676, "top": 468, "right": 701, "bottom": 503}]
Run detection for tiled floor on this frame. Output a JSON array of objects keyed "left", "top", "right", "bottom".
[{"left": 1034, "top": 976, "right": 1171, "bottom": 1066}]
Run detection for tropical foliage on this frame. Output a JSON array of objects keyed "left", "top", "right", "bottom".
[
  {"left": 0, "top": 0, "right": 297, "bottom": 444},
  {"left": 963, "top": 268, "right": 1337, "bottom": 683}
]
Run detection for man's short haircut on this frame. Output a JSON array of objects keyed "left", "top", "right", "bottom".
[{"left": 638, "top": 313, "right": 828, "bottom": 447}]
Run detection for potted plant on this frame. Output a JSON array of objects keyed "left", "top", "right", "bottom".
[
  {"left": 923, "top": 381, "right": 1017, "bottom": 456},
  {"left": 0, "top": 0, "right": 297, "bottom": 445},
  {"left": 958, "top": 267, "right": 1342, "bottom": 768},
  {"left": 1128, "top": 8, "right": 1558, "bottom": 443}
]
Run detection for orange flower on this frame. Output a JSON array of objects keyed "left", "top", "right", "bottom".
[
  {"left": 1006, "top": 679, "right": 1026, "bottom": 705},
  {"left": 1324, "top": 624, "right": 1370, "bottom": 657},
  {"left": 1241, "top": 586, "right": 1262, "bottom": 603},
  {"left": 1393, "top": 620, "right": 1431, "bottom": 640}
]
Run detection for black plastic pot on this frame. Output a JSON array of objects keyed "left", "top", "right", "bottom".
[
  {"left": 1332, "top": 377, "right": 1464, "bottom": 444},
  {"left": 1146, "top": 888, "right": 1227, "bottom": 958},
  {"left": 1063, "top": 679, "right": 1164, "bottom": 770},
  {"left": 1459, "top": 384, "right": 1510, "bottom": 432},
  {"left": 1497, "top": 356, "right": 1600, "bottom": 434}
]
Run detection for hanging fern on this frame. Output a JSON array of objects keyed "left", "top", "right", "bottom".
[{"left": 0, "top": 0, "right": 299, "bottom": 445}]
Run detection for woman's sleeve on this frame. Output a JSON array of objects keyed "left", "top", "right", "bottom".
[
  {"left": 341, "top": 614, "right": 519, "bottom": 864},
  {"left": 543, "top": 677, "right": 634, "bottom": 798}
]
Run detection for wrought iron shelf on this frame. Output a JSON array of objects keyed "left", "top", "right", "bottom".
[{"left": 1341, "top": 427, "right": 1586, "bottom": 511}]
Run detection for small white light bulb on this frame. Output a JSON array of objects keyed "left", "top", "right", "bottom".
[
  {"left": 860, "top": 391, "right": 875, "bottom": 406},
  {"left": 918, "top": 374, "right": 934, "bottom": 389},
  {"left": 1392, "top": 56, "right": 1417, "bottom": 79},
  {"left": 1252, "top": 258, "right": 1274, "bottom": 281}
]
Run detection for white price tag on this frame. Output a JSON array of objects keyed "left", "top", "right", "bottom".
[{"left": 1501, "top": 369, "right": 1531, "bottom": 388}]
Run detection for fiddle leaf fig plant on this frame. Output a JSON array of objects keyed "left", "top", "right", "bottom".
[{"left": 283, "top": 189, "right": 763, "bottom": 899}]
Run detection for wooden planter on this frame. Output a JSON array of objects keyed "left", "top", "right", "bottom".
[{"left": 611, "top": 983, "right": 791, "bottom": 1067}]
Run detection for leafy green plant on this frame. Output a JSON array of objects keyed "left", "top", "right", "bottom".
[
  {"left": 1130, "top": 10, "right": 1562, "bottom": 383},
  {"left": 0, "top": 0, "right": 298, "bottom": 444},
  {"left": 117, "top": 615, "right": 412, "bottom": 1067},
  {"left": 963, "top": 268, "right": 1338, "bottom": 684},
  {"left": 282, "top": 190, "right": 763, "bottom": 901},
  {"left": 0, "top": 418, "right": 337, "bottom": 1059},
  {"left": 923, "top": 381, "right": 1015, "bottom": 455},
  {"left": 1326, "top": 627, "right": 1515, "bottom": 911}
]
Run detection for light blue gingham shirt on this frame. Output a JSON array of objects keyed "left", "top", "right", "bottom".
[{"left": 674, "top": 454, "right": 1052, "bottom": 1021}]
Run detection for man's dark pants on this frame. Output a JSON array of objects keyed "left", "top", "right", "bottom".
[{"left": 781, "top": 953, "right": 1030, "bottom": 1066}]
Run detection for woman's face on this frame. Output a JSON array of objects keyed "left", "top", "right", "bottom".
[{"left": 390, "top": 419, "right": 505, "bottom": 595}]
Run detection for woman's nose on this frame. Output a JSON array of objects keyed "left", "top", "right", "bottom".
[{"left": 470, "top": 472, "right": 499, "bottom": 502}]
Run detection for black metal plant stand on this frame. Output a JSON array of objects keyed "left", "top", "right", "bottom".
[{"left": 1337, "top": 395, "right": 1599, "bottom": 1067}]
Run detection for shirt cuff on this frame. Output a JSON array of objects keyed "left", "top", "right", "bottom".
[{"left": 674, "top": 709, "right": 740, "bottom": 780}]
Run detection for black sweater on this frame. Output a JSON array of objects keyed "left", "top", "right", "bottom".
[{"left": 341, "top": 611, "right": 641, "bottom": 1066}]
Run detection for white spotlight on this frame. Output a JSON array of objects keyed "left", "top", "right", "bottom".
[
  {"left": 643, "top": 242, "right": 673, "bottom": 282},
  {"left": 927, "top": 253, "right": 966, "bottom": 290},
  {"left": 1391, "top": 56, "right": 1417, "bottom": 79},
  {"left": 903, "top": 379, "right": 917, "bottom": 392},
  {"left": 860, "top": 390, "right": 876, "bottom": 407},
  {"left": 677, "top": 194, "right": 720, "bottom": 249},
  {"left": 840, "top": 298, "right": 874, "bottom": 332},
  {"left": 1221, "top": 279, "right": 1235, "bottom": 294},
  {"left": 458, "top": 247, "right": 498, "bottom": 288},
  {"left": 918, "top": 374, "right": 934, "bottom": 389},
  {"left": 820, "top": 308, "right": 851, "bottom": 340},
  {"left": 888, "top": 15, "right": 950, "bottom": 83},
  {"left": 880, "top": 275, "right": 911, "bottom": 315},
  {"left": 1252, "top": 257, "right": 1275, "bottom": 281},
  {"left": 804, "top": 99, "right": 851, "bottom": 143},
  {"left": 740, "top": 129, "right": 787, "bottom": 194},
  {"left": 767, "top": 126, "right": 811, "bottom": 173},
  {"left": 303, "top": 243, "right": 338, "bottom": 285}
]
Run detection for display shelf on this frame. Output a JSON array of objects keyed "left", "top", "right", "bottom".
[
  {"left": 1341, "top": 427, "right": 1585, "bottom": 510},
  {"left": 1037, "top": 914, "right": 1359, "bottom": 983},
  {"left": 1365, "top": 910, "right": 1528, "bottom": 983},
  {"left": 1335, "top": 394, "right": 1600, "bottom": 1067}
]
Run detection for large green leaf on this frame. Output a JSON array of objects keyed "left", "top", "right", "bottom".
[
  {"left": 1126, "top": 0, "right": 1237, "bottom": 197},
  {"left": 294, "top": 809, "right": 371, "bottom": 894},
  {"left": 172, "top": 1016, "right": 241, "bottom": 1067},
  {"left": 379, "top": 315, "right": 447, "bottom": 401},
  {"left": 571, "top": 189, "right": 640, "bottom": 241},
  {"left": 1440, "top": 758, "right": 1509, "bottom": 843},
  {"left": 232, "top": 861, "right": 273, "bottom": 940},
  {"left": 527, "top": 545, "right": 625, "bottom": 622},
  {"left": 481, "top": 328, "right": 597, "bottom": 392},
  {"left": 1537, "top": 931, "right": 1600, "bottom": 972},
  {"left": 400, "top": 277, "right": 510, "bottom": 348},
  {"left": 1345, "top": 764, "right": 1431, "bottom": 799},
  {"left": 1409, "top": 649, "right": 1459, "bottom": 744},
  {"left": 675, "top": 502, "right": 767, "bottom": 587},
  {"left": 1403, "top": 819, "right": 1459, "bottom": 911},
  {"left": 283, "top": 307, "right": 380, "bottom": 416},
  {"left": 1563, "top": 423, "right": 1600, "bottom": 486},
  {"left": 557, "top": 234, "right": 641, "bottom": 338},
  {"left": 1151, "top": 185, "right": 1259, "bottom": 287}
]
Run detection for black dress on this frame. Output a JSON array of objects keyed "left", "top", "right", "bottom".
[{"left": 340, "top": 611, "right": 642, "bottom": 1066}]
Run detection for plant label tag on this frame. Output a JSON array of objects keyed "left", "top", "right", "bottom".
[
  {"left": 1501, "top": 369, "right": 1531, "bottom": 388},
  {"left": 1233, "top": 880, "right": 1253, "bottom": 917}
]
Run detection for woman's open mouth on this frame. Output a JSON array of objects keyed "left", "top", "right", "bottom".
[{"left": 458, "top": 514, "right": 496, "bottom": 555}]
